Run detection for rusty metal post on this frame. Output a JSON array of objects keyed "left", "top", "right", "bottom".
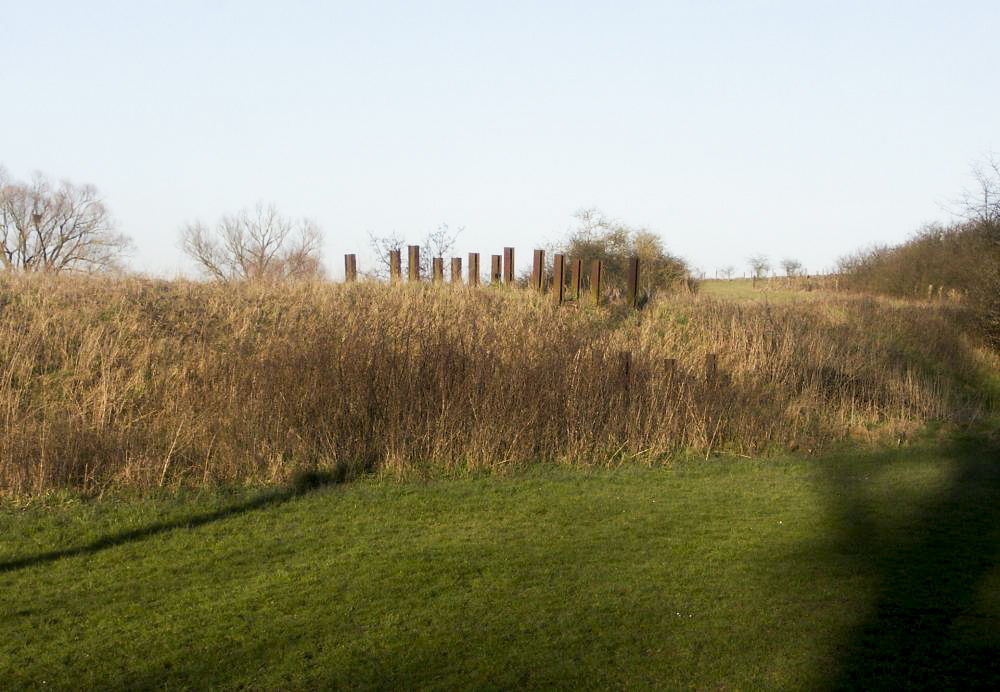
[
  {"left": 389, "top": 250, "right": 401, "bottom": 281},
  {"left": 619, "top": 351, "right": 631, "bottom": 399},
  {"left": 665, "top": 358, "right": 677, "bottom": 384},
  {"left": 468, "top": 253, "right": 480, "bottom": 286},
  {"left": 626, "top": 256, "right": 640, "bottom": 308},
  {"left": 552, "top": 254, "right": 565, "bottom": 304},
  {"left": 571, "top": 258, "right": 582, "bottom": 301},
  {"left": 491, "top": 255, "right": 502, "bottom": 285},
  {"left": 705, "top": 353, "right": 718, "bottom": 384},
  {"left": 344, "top": 254, "right": 357, "bottom": 282},
  {"left": 503, "top": 247, "right": 515, "bottom": 286},
  {"left": 432, "top": 257, "right": 444, "bottom": 283},
  {"left": 408, "top": 245, "right": 420, "bottom": 282},
  {"left": 590, "top": 260, "right": 603, "bottom": 304},
  {"left": 451, "top": 257, "right": 462, "bottom": 284},
  {"left": 531, "top": 250, "right": 545, "bottom": 292}
]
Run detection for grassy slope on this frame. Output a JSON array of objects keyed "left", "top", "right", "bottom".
[
  {"left": 5, "top": 274, "right": 993, "bottom": 495},
  {"left": 3, "top": 436, "right": 1000, "bottom": 690}
]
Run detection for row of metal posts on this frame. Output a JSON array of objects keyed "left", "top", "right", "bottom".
[{"left": 342, "top": 247, "right": 642, "bottom": 308}]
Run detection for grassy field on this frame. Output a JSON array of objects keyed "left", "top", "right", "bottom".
[
  {"left": 698, "top": 277, "right": 837, "bottom": 302},
  {"left": 3, "top": 434, "right": 1000, "bottom": 690},
  {"left": 3, "top": 273, "right": 995, "bottom": 495},
  {"left": 3, "top": 274, "right": 998, "bottom": 688}
]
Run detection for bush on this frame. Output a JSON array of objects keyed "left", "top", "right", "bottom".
[
  {"left": 554, "top": 209, "right": 691, "bottom": 299},
  {"left": 837, "top": 220, "right": 1000, "bottom": 346}
]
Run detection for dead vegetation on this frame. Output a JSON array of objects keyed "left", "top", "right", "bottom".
[{"left": 0, "top": 273, "right": 994, "bottom": 496}]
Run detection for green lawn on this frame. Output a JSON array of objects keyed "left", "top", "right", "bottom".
[{"left": 3, "top": 436, "right": 1000, "bottom": 690}]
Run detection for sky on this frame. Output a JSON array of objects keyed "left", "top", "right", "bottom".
[{"left": 2, "top": 0, "right": 997, "bottom": 279}]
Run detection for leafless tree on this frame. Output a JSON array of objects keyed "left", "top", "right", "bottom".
[
  {"left": 181, "top": 204, "right": 325, "bottom": 281},
  {"left": 420, "top": 224, "right": 461, "bottom": 276},
  {"left": 720, "top": 265, "right": 736, "bottom": 280},
  {"left": 748, "top": 254, "right": 771, "bottom": 287},
  {"left": 366, "top": 230, "right": 407, "bottom": 279},
  {"left": 366, "top": 223, "right": 461, "bottom": 279},
  {"left": 0, "top": 168, "right": 132, "bottom": 273},
  {"left": 958, "top": 153, "right": 1000, "bottom": 224},
  {"left": 781, "top": 258, "right": 803, "bottom": 278}
]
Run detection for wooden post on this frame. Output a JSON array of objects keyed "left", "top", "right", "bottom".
[
  {"left": 468, "top": 253, "right": 480, "bottom": 286},
  {"left": 626, "top": 256, "right": 640, "bottom": 308},
  {"left": 665, "top": 358, "right": 677, "bottom": 384},
  {"left": 619, "top": 351, "right": 631, "bottom": 397},
  {"left": 451, "top": 257, "right": 462, "bottom": 284},
  {"left": 552, "top": 254, "right": 565, "bottom": 304},
  {"left": 531, "top": 250, "right": 545, "bottom": 292},
  {"left": 491, "top": 254, "right": 502, "bottom": 285},
  {"left": 389, "top": 249, "right": 401, "bottom": 281},
  {"left": 432, "top": 257, "right": 444, "bottom": 283},
  {"left": 571, "top": 258, "right": 582, "bottom": 301},
  {"left": 503, "top": 247, "right": 515, "bottom": 286},
  {"left": 344, "top": 254, "right": 357, "bottom": 282},
  {"left": 408, "top": 245, "right": 420, "bottom": 282},
  {"left": 590, "top": 259, "right": 603, "bottom": 304},
  {"left": 705, "top": 353, "right": 718, "bottom": 384}
]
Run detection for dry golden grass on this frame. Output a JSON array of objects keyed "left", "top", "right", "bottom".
[{"left": 0, "top": 273, "right": 994, "bottom": 496}]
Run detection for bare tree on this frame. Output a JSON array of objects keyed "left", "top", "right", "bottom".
[
  {"left": 366, "top": 230, "right": 407, "bottom": 279},
  {"left": 0, "top": 168, "right": 132, "bottom": 273},
  {"left": 959, "top": 153, "right": 1000, "bottom": 224},
  {"left": 781, "top": 258, "right": 803, "bottom": 278},
  {"left": 366, "top": 223, "right": 461, "bottom": 279},
  {"left": 748, "top": 254, "right": 771, "bottom": 287},
  {"left": 720, "top": 265, "right": 736, "bottom": 279},
  {"left": 181, "top": 204, "right": 324, "bottom": 281}
]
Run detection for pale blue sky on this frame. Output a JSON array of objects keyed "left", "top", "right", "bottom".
[{"left": 2, "top": 0, "right": 997, "bottom": 278}]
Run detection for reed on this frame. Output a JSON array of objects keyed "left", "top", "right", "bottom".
[{"left": 0, "top": 273, "right": 993, "bottom": 496}]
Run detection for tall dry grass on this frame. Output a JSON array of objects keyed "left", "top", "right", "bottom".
[{"left": 0, "top": 273, "right": 993, "bottom": 496}]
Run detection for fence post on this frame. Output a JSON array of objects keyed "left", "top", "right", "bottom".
[
  {"left": 705, "top": 353, "right": 718, "bottom": 384},
  {"left": 344, "top": 254, "right": 357, "bottom": 282},
  {"left": 491, "top": 254, "right": 502, "bottom": 285},
  {"left": 571, "top": 258, "right": 582, "bottom": 301},
  {"left": 408, "top": 245, "right": 420, "bottom": 282},
  {"left": 389, "top": 249, "right": 401, "bottom": 281},
  {"left": 626, "top": 256, "right": 640, "bottom": 308},
  {"left": 468, "top": 253, "right": 480, "bottom": 286},
  {"left": 432, "top": 257, "right": 444, "bottom": 283},
  {"left": 619, "top": 351, "right": 631, "bottom": 400},
  {"left": 552, "top": 254, "right": 565, "bottom": 304},
  {"left": 590, "top": 259, "right": 603, "bottom": 304},
  {"left": 503, "top": 247, "right": 515, "bottom": 286},
  {"left": 531, "top": 250, "right": 545, "bottom": 292},
  {"left": 665, "top": 358, "right": 677, "bottom": 385},
  {"left": 451, "top": 257, "right": 462, "bottom": 284}
]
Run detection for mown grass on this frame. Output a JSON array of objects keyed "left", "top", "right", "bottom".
[{"left": 3, "top": 434, "right": 999, "bottom": 690}]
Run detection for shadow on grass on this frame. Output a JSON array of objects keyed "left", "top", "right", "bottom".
[
  {"left": 0, "top": 469, "right": 344, "bottom": 575},
  {"left": 820, "top": 434, "right": 1000, "bottom": 690}
]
